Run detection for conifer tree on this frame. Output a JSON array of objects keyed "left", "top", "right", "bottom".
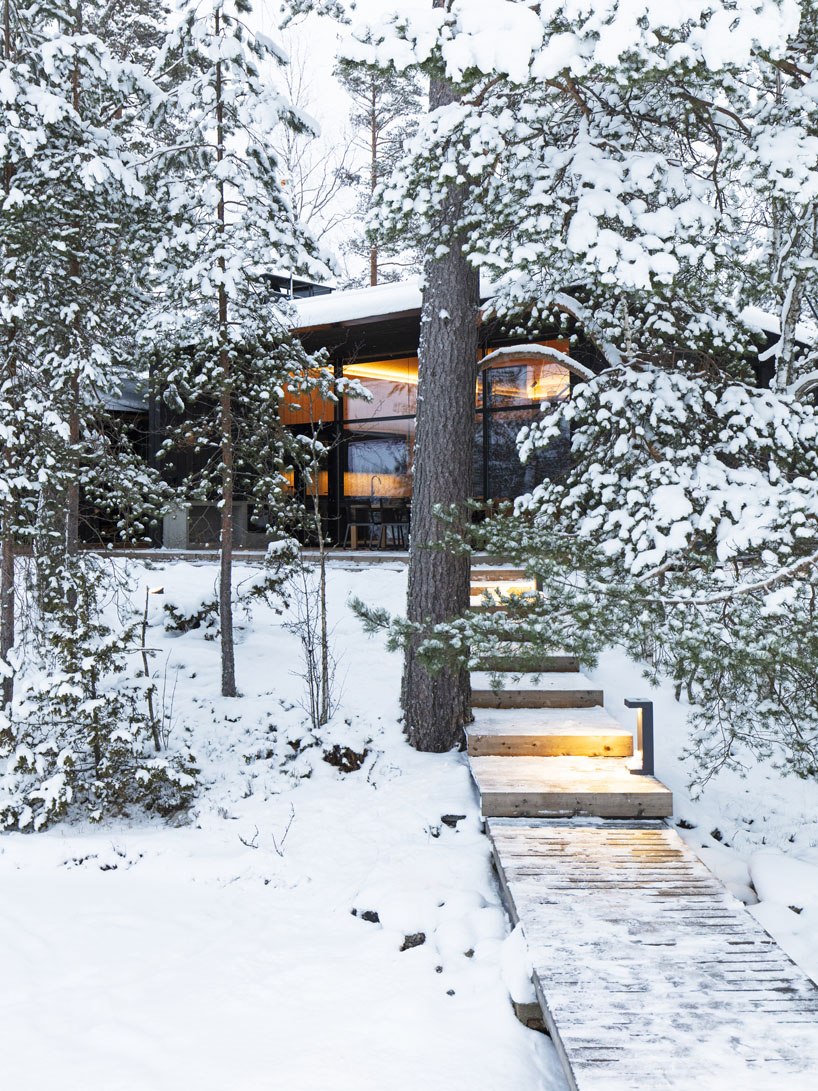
[
  {"left": 0, "top": 0, "right": 190, "bottom": 828},
  {"left": 147, "top": 0, "right": 329, "bottom": 698},
  {"left": 347, "top": 0, "right": 812, "bottom": 754},
  {"left": 334, "top": 57, "right": 422, "bottom": 285}
]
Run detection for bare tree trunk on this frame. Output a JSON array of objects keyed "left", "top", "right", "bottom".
[
  {"left": 314, "top": 488, "right": 330, "bottom": 725},
  {"left": 66, "top": 370, "right": 80, "bottom": 562},
  {"left": 402, "top": 27, "right": 479, "bottom": 752},
  {"left": 64, "top": 4, "right": 82, "bottom": 619},
  {"left": 215, "top": 10, "right": 236, "bottom": 698},
  {"left": 369, "top": 85, "right": 378, "bottom": 286},
  {"left": 0, "top": 501, "right": 13, "bottom": 709},
  {"left": 1, "top": 0, "right": 15, "bottom": 708}
]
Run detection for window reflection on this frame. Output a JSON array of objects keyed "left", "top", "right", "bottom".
[
  {"left": 486, "top": 361, "right": 570, "bottom": 409},
  {"left": 487, "top": 408, "right": 570, "bottom": 499},
  {"left": 343, "top": 358, "right": 418, "bottom": 420},
  {"left": 345, "top": 432, "right": 413, "bottom": 498}
]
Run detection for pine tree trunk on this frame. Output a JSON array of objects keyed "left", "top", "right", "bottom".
[
  {"left": 215, "top": 9, "right": 236, "bottom": 698},
  {"left": 1, "top": 0, "right": 15, "bottom": 708},
  {"left": 369, "top": 87, "right": 378, "bottom": 286},
  {"left": 219, "top": 372, "right": 236, "bottom": 698},
  {"left": 0, "top": 504, "right": 14, "bottom": 709},
  {"left": 402, "top": 42, "right": 479, "bottom": 752}
]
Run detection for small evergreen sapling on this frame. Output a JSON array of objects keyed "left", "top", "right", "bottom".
[{"left": 0, "top": 557, "right": 197, "bottom": 831}]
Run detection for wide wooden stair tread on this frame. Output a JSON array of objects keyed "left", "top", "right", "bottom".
[
  {"left": 471, "top": 756, "right": 673, "bottom": 818},
  {"left": 472, "top": 651, "right": 580, "bottom": 672},
  {"left": 470, "top": 567, "right": 526, "bottom": 583},
  {"left": 468, "top": 707, "right": 634, "bottom": 758},
  {"left": 471, "top": 670, "right": 603, "bottom": 709}
]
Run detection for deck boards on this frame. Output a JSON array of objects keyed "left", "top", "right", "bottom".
[
  {"left": 465, "top": 574, "right": 818, "bottom": 1088},
  {"left": 487, "top": 820, "right": 818, "bottom": 1090}
]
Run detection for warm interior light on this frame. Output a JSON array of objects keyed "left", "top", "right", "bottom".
[
  {"left": 344, "top": 359, "right": 419, "bottom": 386},
  {"left": 149, "top": 586, "right": 164, "bottom": 595},
  {"left": 344, "top": 472, "right": 411, "bottom": 497},
  {"left": 280, "top": 469, "right": 328, "bottom": 495}
]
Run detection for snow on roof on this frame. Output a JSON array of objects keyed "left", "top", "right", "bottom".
[
  {"left": 739, "top": 305, "right": 817, "bottom": 346},
  {"left": 293, "top": 287, "right": 818, "bottom": 353},
  {"left": 292, "top": 280, "right": 423, "bottom": 328}
]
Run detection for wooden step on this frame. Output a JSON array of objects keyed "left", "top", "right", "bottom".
[
  {"left": 468, "top": 707, "right": 633, "bottom": 758},
  {"left": 471, "top": 671, "right": 603, "bottom": 709},
  {"left": 472, "top": 652, "right": 579, "bottom": 673},
  {"left": 469, "top": 581, "right": 535, "bottom": 598},
  {"left": 470, "top": 568, "right": 526, "bottom": 583},
  {"left": 466, "top": 597, "right": 538, "bottom": 615},
  {"left": 471, "top": 756, "right": 673, "bottom": 819},
  {"left": 472, "top": 626, "right": 542, "bottom": 643}
]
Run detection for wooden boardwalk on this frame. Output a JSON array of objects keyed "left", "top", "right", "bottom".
[
  {"left": 488, "top": 819, "right": 818, "bottom": 1090},
  {"left": 465, "top": 574, "right": 818, "bottom": 1089}
]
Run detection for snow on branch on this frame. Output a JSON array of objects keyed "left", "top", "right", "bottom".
[
  {"left": 478, "top": 342, "right": 594, "bottom": 382},
  {"left": 551, "top": 293, "right": 623, "bottom": 368}
]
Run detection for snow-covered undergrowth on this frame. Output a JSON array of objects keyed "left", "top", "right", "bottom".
[
  {"left": 0, "top": 559, "right": 565, "bottom": 1091},
  {"left": 588, "top": 651, "right": 818, "bottom": 984}
]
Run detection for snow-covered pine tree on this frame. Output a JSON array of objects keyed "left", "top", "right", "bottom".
[
  {"left": 351, "top": 2, "right": 818, "bottom": 785},
  {"left": 349, "top": 1, "right": 818, "bottom": 764},
  {"left": 0, "top": 1, "right": 194, "bottom": 829},
  {"left": 146, "top": 0, "right": 331, "bottom": 698},
  {"left": 719, "top": 0, "right": 818, "bottom": 391},
  {"left": 343, "top": 0, "right": 748, "bottom": 749},
  {"left": 334, "top": 56, "right": 422, "bottom": 285}
]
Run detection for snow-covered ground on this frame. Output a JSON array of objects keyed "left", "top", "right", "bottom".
[
  {"left": 2, "top": 558, "right": 817, "bottom": 1091},
  {"left": 0, "top": 559, "right": 565, "bottom": 1091}
]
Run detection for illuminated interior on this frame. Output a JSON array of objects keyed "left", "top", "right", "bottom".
[
  {"left": 344, "top": 472, "right": 411, "bottom": 498},
  {"left": 338, "top": 345, "right": 573, "bottom": 501},
  {"left": 281, "top": 469, "right": 329, "bottom": 496},
  {"left": 343, "top": 358, "right": 419, "bottom": 420}
]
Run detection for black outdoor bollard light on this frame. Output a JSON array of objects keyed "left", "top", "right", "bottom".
[{"left": 624, "top": 698, "right": 654, "bottom": 777}]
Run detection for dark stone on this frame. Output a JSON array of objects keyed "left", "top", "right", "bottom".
[
  {"left": 400, "top": 932, "right": 426, "bottom": 951},
  {"left": 360, "top": 910, "right": 380, "bottom": 924},
  {"left": 441, "top": 814, "right": 467, "bottom": 828}
]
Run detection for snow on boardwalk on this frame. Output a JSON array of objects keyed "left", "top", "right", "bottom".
[{"left": 488, "top": 819, "right": 818, "bottom": 1091}]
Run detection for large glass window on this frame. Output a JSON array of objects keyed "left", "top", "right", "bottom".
[
  {"left": 340, "top": 349, "right": 572, "bottom": 505},
  {"left": 485, "top": 360, "right": 570, "bottom": 408},
  {"left": 343, "top": 358, "right": 418, "bottom": 420}
]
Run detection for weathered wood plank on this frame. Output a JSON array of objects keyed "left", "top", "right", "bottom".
[
  {"left": 472, "top": 653, "right": 581, "bottom": 673},
  {"left": 471, "top": 670, "right": 604, "bottom": 709},
  {"left": 468, "top": 707, "right": 633, "bottom": 758},
  {"left": 472, "top": 756, "right": 673, "bottom": 818},
  {"left": 488, "top": 821, "right": 818, "bottom": 1090}
]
